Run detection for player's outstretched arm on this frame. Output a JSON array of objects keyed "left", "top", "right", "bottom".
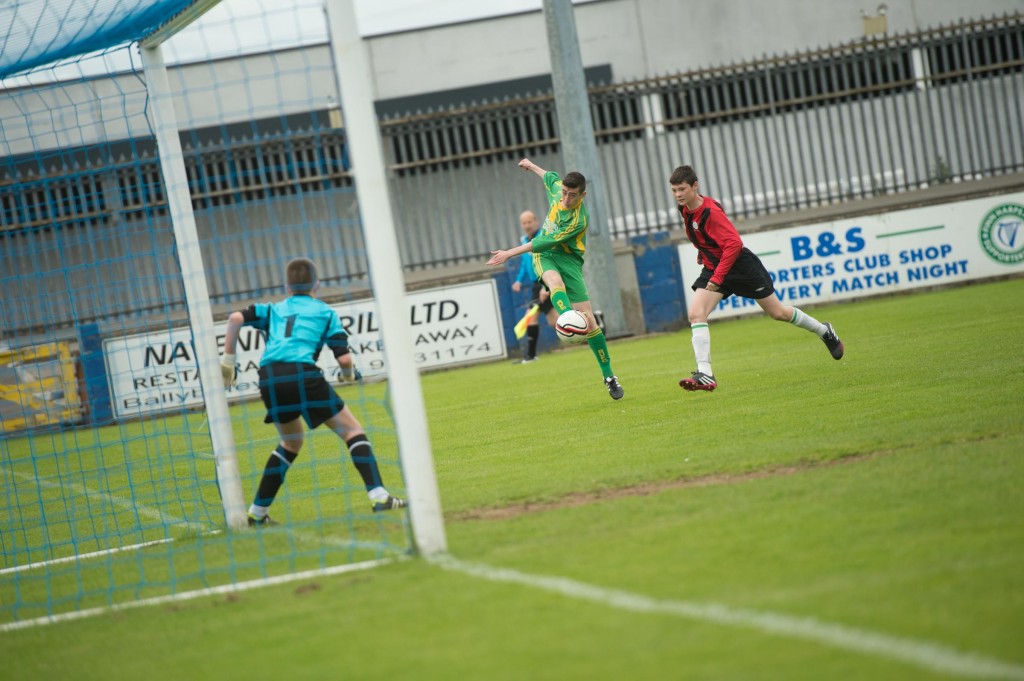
[
  {"left": 487, "top": 241, "right": 532, "bottom": 266},
  {"left": 518, "top": 157, "right": 547, "bottom": 178}
]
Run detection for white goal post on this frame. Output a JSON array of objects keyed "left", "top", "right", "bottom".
[
  {"left": 139, "top": 35, "right": 248, "bottom": 532},
  {"left": 323, "top": 0, "right": 447, "bottom": 556},
  {"left": 135, "top": 0, "right": 446, "bottom": 551}
]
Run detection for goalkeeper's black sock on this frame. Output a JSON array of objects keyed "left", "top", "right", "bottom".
[
  {"left": 252, "top": 444, "right": 299, "bottom": 509},
  {"left": 525, "top": 324, "right": 540, "bottom": 359},
  {"left": 346, "top": 434, "right": 383, "bottom": 490}
]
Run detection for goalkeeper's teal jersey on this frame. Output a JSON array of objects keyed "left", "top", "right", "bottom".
[
  {"left": 529, "top": 171, "right": 588, "bottom": 261},
  {"left": 242, "top": 295, "right": 348, "bottom": 366}
]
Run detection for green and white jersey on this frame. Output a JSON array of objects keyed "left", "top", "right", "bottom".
[{"left": 530, "top": 171, "right": 588, "bottom": 262}]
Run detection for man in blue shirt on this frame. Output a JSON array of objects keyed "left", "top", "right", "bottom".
[
  {"left": 511, "top": 210, "right": 556, "bottom": 362},
  {"left": 220, "top": 257, "right": 405, "bottom": 524}
]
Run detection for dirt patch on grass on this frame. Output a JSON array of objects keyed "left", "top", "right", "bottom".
[
  {"left": 449, "top": 432, "right": 1010, "bottom": 522},
  {"left": 449, "top": 451, "right": 878, "bottom": 522}
]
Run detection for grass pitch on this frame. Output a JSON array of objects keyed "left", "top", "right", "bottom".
[{"left": 2, "top": 279, "right": 1023, "bottom": 679}]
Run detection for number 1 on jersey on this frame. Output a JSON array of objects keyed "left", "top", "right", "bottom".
[{"left": 284, "top": 314, "right": 298, "bottom": 338}]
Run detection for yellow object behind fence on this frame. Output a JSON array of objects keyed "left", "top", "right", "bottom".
[
  {"left": 0, "top": 342, "right": 83, "bottom": 433},
  {"left": 513, "top": 305, "right": 540, "bottom": 340}
]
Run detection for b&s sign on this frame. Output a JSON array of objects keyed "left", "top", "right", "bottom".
[{"left": 678, "top": 193, "right": 1024, "bottom": 318}]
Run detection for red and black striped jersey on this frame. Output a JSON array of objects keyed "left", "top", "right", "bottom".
[{"left": 679, "top": 197, "right": 744, "bottom": 285}]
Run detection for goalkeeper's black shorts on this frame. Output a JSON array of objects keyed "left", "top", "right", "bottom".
[{"left": 258, "top": 362, "right": 344, "bottom": 429}]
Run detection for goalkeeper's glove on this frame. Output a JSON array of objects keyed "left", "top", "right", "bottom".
[
  {"left": 339, "top": 365, "right": 362, "bottom": 384},
  {"left": 220, "top": 354, "right": 237, "bottom": 388}
]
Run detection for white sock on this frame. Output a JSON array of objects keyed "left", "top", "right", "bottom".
[
  {"left": 248, "top": 504, "right": 268, "bottom": 518},
  {"left": 367, "top": 486, "right": 390, "bottom": 503},
  {"left": 790, "top": 307, "right": 826, "bottom": 336},
  {"left": 691, "top": 323, "right": 713, "bottom": 376}
]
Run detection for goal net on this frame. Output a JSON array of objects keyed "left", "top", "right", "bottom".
[{"left": 1, "top": 0, "right": 439, "bottom": 627}]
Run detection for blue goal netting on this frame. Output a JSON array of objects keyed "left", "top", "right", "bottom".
[
  {"left": 0, "top": 0, "right": 203, "bottom": 79},
  {"left": 1, "top": 1, "right": 413, "bottom": 627}
]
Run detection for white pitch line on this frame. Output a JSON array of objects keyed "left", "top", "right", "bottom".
[
  {"left": 431, "top": 555, "right": 1024, "bottom": 681},
  {"left": 0, "top": 557, "right": 397, "bottom": 633},
  {"left": 1, "top": 464, "right": 211, "bottom": 573},
  {"left": 2, "top": 466, "right": 393, "bottom": 571},
  {"left": 7, "top": 468, "right": 209, "bottom": 532},
  {"left": 0, "top": 529, "right": 385, "bottom": 577},
  {"left": 0, "top": 537, "right": 176, "bottom": 576}
]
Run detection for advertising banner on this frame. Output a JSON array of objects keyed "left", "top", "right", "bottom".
[
  {"left": 678, "top": 193, "right": 1024, "bottom": 319},
  {"left": 104, "top": 280, "right": 506, "bottom": 419}
]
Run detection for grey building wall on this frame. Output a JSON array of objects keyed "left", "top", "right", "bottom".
[
  {"left": 5, "top": 65, "right": 1019, "bottom": 339},
  {"left": 0, "top": 47, "right": 339, "bottom": 158},
  {"left": 3, "top": 0, "right": 1020, "bottom": 156},
  {"left": 1, "top": 186, "right": 365, "bottom": 340},
  {"left": 625, "top": 0, "right": 1021, "bottom": 78},
  {"left": 366, "top": 0, "right": 1022, "bottom": 98},
  {"left": 2, "top": 4, "right": 1021, "bottom": 343}
]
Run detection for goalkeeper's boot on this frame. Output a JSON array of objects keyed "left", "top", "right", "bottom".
[
  {"left": 679, "top": 371, "right": 717, "bottom": 392},
  {"left": 605, "top": 375, "right": 624, "bottom": 400},
  {"left": 821, "top": 322, "right": 844, "bottom": 360},
  {"left": 247, "top": 513, "right": 278, "bottom": 527},
  {"left": 372, "top": 495, "right": 407, "bottom": 513}
]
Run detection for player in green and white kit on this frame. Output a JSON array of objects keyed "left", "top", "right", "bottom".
[{"left": 488, "top": 158, "right": 623, "bottom": 400}]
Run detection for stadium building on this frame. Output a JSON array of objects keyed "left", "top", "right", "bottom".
[{"left": 1, "top": 0, "right": 1022, "bottom": 392}]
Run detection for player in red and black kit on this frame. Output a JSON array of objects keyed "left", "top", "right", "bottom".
[{"left": 670, "top": 165, "right": 843, "bottom": 391}]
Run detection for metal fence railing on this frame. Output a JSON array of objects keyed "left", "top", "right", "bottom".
[
  {"left": 2, "top": 12, "right": 1022, "bottom": 337},
  {"left": 382, "top": 12, "right": 1023, "bottom": 250}
]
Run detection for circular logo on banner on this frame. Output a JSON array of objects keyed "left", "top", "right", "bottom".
[{"left": 979, "top": 203, "right": 1024, "bottom": 265}]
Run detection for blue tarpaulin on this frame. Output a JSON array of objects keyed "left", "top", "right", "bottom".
[{"left": 0, "top": 0, "right": 202, "bottom": 78}]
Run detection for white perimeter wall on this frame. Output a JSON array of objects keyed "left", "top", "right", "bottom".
[{"left": 366, "top": 0, "right": 1022, "bottom": 98}]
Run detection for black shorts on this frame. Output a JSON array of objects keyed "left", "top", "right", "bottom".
[
  {"left": 258, "top": 362, "right": 344, "bottom": 429},
  {"left": 529, "top": 281, "right": 554, "bottom": 314},
  {"left": 691, "top": 248, "right": 775, "bottom": 300}
]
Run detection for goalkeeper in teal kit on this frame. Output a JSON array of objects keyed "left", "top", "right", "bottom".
[
  {"left": 220, "top": 257, "right": 405, "bottom": 524},
  {"left": 488, "top": 158, "right": 623, "bottom": 400}
]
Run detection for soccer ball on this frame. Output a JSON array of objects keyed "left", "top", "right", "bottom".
[{"left": 555, "top": 309, "right": 589, "bottom": 344}]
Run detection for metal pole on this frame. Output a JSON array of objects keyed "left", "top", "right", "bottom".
[
  {"left": 323, "top": 0, "right": 447, "bottom": 556},
  {"left": 139, "top": 43, "right": 247, "bottom": 531},
  {"left": 542, "top": 0, "right": 627, "bottom": 337}
]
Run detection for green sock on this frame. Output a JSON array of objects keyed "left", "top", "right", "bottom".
[
  {"left": 586, "top": 328, "right": 614, "bottom": 379},
  {"left": 549, "top": 287, "right": 572, "bottom": 314}
]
